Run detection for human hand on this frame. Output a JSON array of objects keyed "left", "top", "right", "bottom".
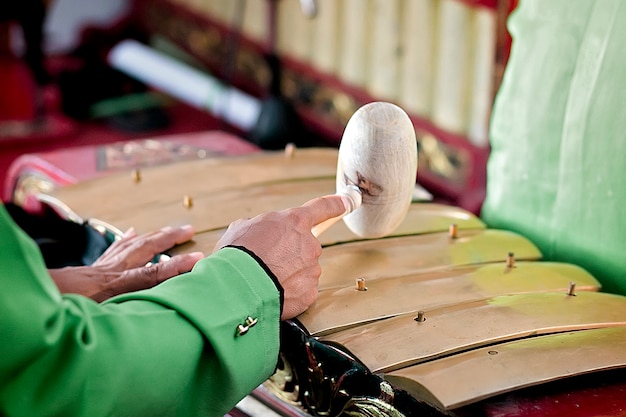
[
  {"left": 214, "top": 195, "right": 349, "bottom": 320},
  {"left": 49, "top": 225, "right": 204, "bottom": 302}
]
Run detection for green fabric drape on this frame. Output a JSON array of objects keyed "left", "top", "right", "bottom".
[{"left": 482, "top": 0, "right": 626, "bottom": 294}]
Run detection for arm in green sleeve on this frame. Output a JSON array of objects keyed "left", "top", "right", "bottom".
[{"left": 0, "top": 204, "right": 281, "bottom": 417}]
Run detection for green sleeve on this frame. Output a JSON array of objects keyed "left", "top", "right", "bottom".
[{"left": 0, "top": 204, "right": 281, "bottom": 417}]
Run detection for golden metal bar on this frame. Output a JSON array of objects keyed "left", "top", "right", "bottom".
[
  {"left": 326, "top": 291, "right": 625, "bottom": 373},
  {"left": 168, "top": 202, "right": 485, "bottom": 255},
  {"left": 385, "top": 326, "right": 626, "bottom": 410},
  {"left": 317, "top": 229, "right": 542, "bottom": 290},
  {"left": 299, "top": 261, "right": 600, "bottom": 336},
  {"left": 52, "top": 147, "right": 339, "bottom": 222}
]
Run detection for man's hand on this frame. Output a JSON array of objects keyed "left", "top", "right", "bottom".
[
  {"left": 49, "top": 225, "right": 204, "bottom": 302},
  {"left": 214, "top": 194, "right": 350, "bottom": 320}
]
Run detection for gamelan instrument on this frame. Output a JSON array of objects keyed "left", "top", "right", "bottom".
[{"left": 44, "top": 104, "right": 626, "bottom": 416}]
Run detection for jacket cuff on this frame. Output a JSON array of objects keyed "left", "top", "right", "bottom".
[{"left": 225, "top": 245, "right": 284, "bottom": 319}]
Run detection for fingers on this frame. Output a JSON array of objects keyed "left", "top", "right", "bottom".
[
  {"left": 140, "top": 225, "right": 196, "bottom": 254},
  {"left": 94, "top": 225, "right": 196, "bottom": 269},
  {"left": 297, "top": 194, "right": 350, "bottom": 228},
  {"left": 139, "top": 251, "right": 205, "bottom": 286},
  {"left": 96, "top": 252, "right": 205, "bottom": 301}
]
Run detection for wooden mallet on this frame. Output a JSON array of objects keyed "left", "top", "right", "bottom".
[{"left": 312, "top": 101, "right": 418, "bottom": 238}]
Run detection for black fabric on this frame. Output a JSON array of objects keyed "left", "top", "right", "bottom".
[
  {"left": 0, "top": 0, "right": 49, "bottom": 85},
  {"left": 4, "top": 203, "right": 111, "bottom": 268},
  {"left": 58, "top": 63, "right": 146, "bottom": 120}
]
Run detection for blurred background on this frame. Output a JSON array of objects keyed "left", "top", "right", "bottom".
[{"left": 0, "top": 0, "right": 517, "bottom": 212}]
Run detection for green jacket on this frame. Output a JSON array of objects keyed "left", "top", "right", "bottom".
[{"left": 0, "top": 204, "right": 281, "bottom": 416}]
